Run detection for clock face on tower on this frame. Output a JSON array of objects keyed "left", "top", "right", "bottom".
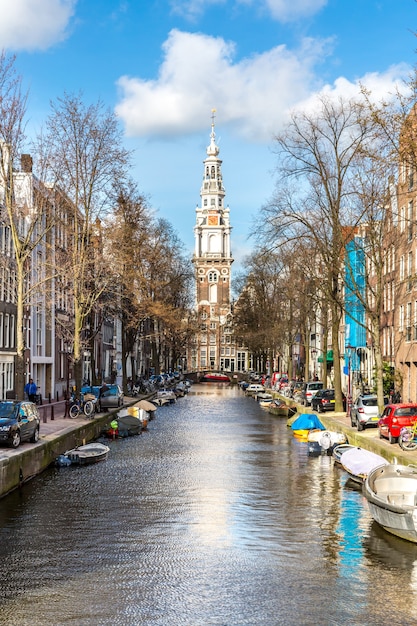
[{"left": 208, "top": 214, "right": 219, "bottom": 226}]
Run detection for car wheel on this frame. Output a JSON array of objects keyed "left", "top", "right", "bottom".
[
  {"left": 389, "top": 432, "right": 398, "bottom": 444},
  {"left": 11, "top": 430, "right": 21, "bottom": 448},
  {"left": 30, "top": 426, "right": 40, "bottom": 443},
  {"left": 357, "top": 421, "right": 364, "bottom": 432}
]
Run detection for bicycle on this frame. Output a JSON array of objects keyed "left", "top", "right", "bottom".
[
  {"left": 69, "top": 395, "right": 95, "bottom": 419},
  {"left": 399, "top": 421, "right": 417, "bottom": 451}
]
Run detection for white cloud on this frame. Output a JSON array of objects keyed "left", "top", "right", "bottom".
[
  {"left": 116, "top": 29, "right": 411, "bottom": 146},
  {"left": 116, "top": 29, "right": 332, "bottom": 143},
  {"left": 294, "top": 63, "right": 412, "bottom": 115},
  {"left": 264, "top": 0, "right": 327, "bottom": 22},
  {"left": 171, "top": 0, "right": 327, "bottom": 22},
  {"left": 0, "top": 0, "right": 76, "bottom": 51}
]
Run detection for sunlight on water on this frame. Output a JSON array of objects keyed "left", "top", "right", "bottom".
[{"left": 1, "top": 384, "right": 417, "bottom": 625}]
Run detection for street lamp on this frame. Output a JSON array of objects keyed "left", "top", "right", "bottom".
[{"left": 311, "top": 349, "right": 317, "bottom": 380}]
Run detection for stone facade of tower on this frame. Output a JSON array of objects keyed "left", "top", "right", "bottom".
[{"left": 189, "top": 114, "right": 243, "bottom": 373}]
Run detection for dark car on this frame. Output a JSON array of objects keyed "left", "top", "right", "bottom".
[
  {"left": 350, "top": 394, "right": 388, "bottom": 431},
  {"left": 378, "top": 403, "right": 417, "bottom": 444},
  {"left": 311, "top": 388, "right": 346, "bottom": 413},
  {"left": 98, "top": 384, "right": 124, "bottom": 412},
  {"left": 0, "top": 401, "right": 40, "bottom": 448}
]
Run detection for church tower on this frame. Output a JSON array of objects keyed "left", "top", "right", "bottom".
[{"left": 191, "top": 111, "right": 235, "bottom": 372}]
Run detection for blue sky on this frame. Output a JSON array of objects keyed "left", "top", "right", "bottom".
[{"left": 2, "top": 0, "right": 417, "bottom": 269}]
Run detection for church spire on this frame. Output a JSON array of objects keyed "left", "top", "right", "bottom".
[{"left": 207, "top": 108, "right": 219, "bottom": 157}]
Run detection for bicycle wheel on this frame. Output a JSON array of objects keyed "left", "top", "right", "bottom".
[
  {"left": 83, "top": 400, "right": 94, "bottom": 417},
  {"left": 69, "top": 403, "right": 80, "bottom": 419},
  {"left": 399, "top": 428, "right": 417, "bottom": 451}
]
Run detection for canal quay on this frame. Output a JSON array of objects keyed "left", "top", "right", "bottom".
[
  {"left": 0, "top": 395, "right": 148, "bottom": 499},
  {"left": 2, "top": 384, "right": 417, "bottom": 626}
]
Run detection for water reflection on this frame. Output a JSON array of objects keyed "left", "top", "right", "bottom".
[{"left": 1, "top": 385, "right": 417, "bottom": 625}]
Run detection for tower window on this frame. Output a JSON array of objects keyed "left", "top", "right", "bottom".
[
  {"left": 204, "top": 199, "right": 208, "bottom": 206},
  {"left": 208, "top": 271, "right": 218, "bottom": 283},
  {"left": 211, "top": 199, "right": 215, "bottom": 206}
]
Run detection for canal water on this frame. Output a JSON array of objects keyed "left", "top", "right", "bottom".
[{"left": 1, "top": 384, "right": 417, "bottom": 626}]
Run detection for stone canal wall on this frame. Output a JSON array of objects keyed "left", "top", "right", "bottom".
[{"left": 0, "top": 413, "right": 117, "bottom": 499}]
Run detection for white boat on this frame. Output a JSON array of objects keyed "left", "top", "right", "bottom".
[
  {"left": 363, "top": 463, "right": 417, "bottom": 543},
  {"left": 307, "top": 430, "right": 347, "bottom": 456},
  {"left": 57, "top": 442, "right": 110, "bottom": 466},
  {"left": 259, "top": 398, "right": 273, "bottom": 408},
  {"left": 256, "top": 392, "right": 273, "bottom": 407},
  {"left": 340, "top": 446, "right": 388, "bottom": 484},
  {"left": 332, "top": 443, "right": 356, "bottom": 465},
  {"left": 307, "top": 430, "right": 347, "bottom": 447},
  {"left": 154, "top": 390, "right": 176, "bottom": 406}
]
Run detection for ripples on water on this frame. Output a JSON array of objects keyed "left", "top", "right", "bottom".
[{"left": 1, "top": 385, "right": 417, "bottom": 625}]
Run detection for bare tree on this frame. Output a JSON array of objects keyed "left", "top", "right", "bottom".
[
  {"left": 261, "top": 94, "right": 376, "bottom": 411},
  {"left": 37, "top": 92, "right": 131, "bottom": 393}
]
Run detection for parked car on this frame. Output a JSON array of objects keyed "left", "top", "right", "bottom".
[
  {"left": 301, "top": 381, "right": 324, "bottom": 406},
  {"left": 0, "top": 401, "right": 40, "bottom": 448},
  {"left": 311, "top": 389, "right": 346, "bottom": 413},
  {"left": 98, "top": 384, "right": 124, "bottom": 412},
  {"left": 350, "top": 394, "right": 388, "bottom": 431},
  {"left": 378, "top": 403, "right": 417, "bottom": 444}
]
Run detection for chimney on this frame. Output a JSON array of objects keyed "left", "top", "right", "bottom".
[{"left": 21, "top": 154, "right": 33, "bottom": 173}]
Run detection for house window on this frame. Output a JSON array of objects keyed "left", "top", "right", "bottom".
[
  {"left": 406, "top": 302, "right": 412, "bottom": 341},
  {"left": 400, "top": 255, "right": 405, "bottom": 281},
  {"left": 414, "top": 301, "right": 417, "bottom": 340},
  {"left": 400, "top": 206, "right": 406, "bottom": 232},
  {"left": 409, "top": 201, "right": 414, "bottom": 241}
]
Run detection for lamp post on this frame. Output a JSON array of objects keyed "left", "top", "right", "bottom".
[
  {"left": 345, "top": 345, "right": 355, "bottom": 418},
  {"left": 311, "top": 349, "right": 317, "bottom": 380},
  {"left": 64, "top": 348, "right": 73, "bottom": 418}
]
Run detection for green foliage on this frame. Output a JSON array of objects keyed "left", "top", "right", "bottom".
[{"left": 373, "top": 362, "right": 401, "bottom": 396}]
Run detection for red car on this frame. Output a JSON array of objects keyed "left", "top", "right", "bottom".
[{"left": 378, "top": 403, "right": 417, "bottom": 444}]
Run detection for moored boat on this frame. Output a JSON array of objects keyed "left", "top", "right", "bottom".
[
  {"left": 57, "top": 442, "right": 110, "bottom": 466},
  {"left": 199, "top": 372, "right": 231, "bottom": 383},
  {"left": 332, "top": 443, "right": 356, "bottom": 465},
  {"left": 339, "top": 446, "right": 388, "bottom": 484},
  {"left": 307, "top": 430, "right": 347, "bottom": 455},
  {"left": 154, "top": 390, "right": 176, "bottom": 406},
  {"left": 290, "top": 413, "right": 325, "bottom": 440},
  {"left": 363, "top": 463, "right": 417, "bottom": 543},
  {"left": 268, "top": 399, "right": 297, "bottom": 417}
]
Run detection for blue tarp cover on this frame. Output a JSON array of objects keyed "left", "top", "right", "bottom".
[{"left": 290, "top": 413, "right": 325, "bottom": 431}]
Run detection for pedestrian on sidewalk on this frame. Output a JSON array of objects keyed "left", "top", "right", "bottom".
[{"left": 25, "top": 378, "right": 37, "bottom": 403}]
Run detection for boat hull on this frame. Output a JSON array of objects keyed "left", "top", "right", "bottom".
[
  {"left": 59, "top": 443, "right": 110, "bottom": 466},
  {"left": 364, "top": 463, "right": 417, "bottom": 543},
  {"left": 199, "top": 372, "right": 230, "bottom": 383}
]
